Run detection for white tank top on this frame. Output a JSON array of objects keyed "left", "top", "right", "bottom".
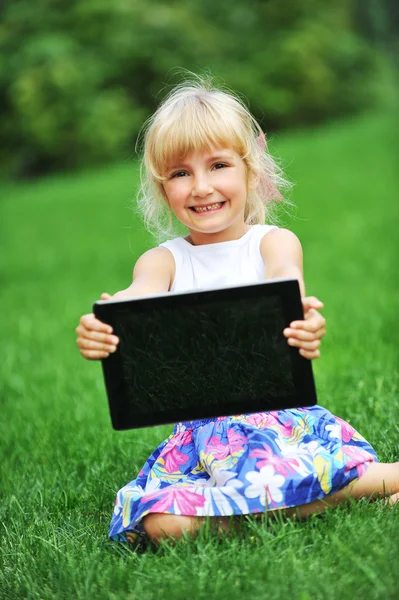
[{"left": 159, "top": 224, "right": 278, "bottom": 293}]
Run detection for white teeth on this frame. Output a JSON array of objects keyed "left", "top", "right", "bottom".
[{"left": 192, "top": 202, "right": 223, "bottom": 213}]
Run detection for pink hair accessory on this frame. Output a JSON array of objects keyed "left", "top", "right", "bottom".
[
  {"left": 255, "top": 132, "right": 283, "bottom": 202},
  {"left": 255, "top": 131, "right": 267, "bottom": 152}
]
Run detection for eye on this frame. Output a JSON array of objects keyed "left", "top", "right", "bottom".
[
  {"left": 170, "top": 170, "right": 188, "bottom": 179},
  {"left": 213, "top": 162, "right": 228, "bottom": 170}
]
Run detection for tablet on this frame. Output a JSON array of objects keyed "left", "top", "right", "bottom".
[{"left": 93, "top": 278, "right": 317, "bottom": 430}]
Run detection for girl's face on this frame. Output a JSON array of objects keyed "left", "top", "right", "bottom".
[{"left": 162, "top": 146, "right": 249, "bottom": 244}]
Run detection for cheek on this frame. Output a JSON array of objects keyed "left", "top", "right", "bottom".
[
  {"left": 222, "top": 168, "right": 247, "bottom": 196},
  {"left": 229, "top": 177, "right": 248, "bottom": 199},
  {"left": 163, "top": 183, "right": 188, "bottom": 209}
]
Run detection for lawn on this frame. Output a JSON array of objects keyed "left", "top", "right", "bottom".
[{"left": 1, "top": 109, "right": 398, "bottom": 600}]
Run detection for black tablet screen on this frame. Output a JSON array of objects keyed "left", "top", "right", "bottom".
[{"left": 119, "top": 294, "right": 292, "bottom": 414}]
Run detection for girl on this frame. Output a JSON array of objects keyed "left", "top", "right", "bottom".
[{"left": 76, "top": 78, "right": 399, "bottom": 546}]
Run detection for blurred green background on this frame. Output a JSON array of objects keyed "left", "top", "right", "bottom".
[
  {"left": 0, "top": 0, "right": 397, "bottom": 179},
  {"left": 2, "top": 2, "right": 399, "bottom": 598}
]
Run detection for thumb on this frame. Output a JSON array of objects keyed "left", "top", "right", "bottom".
[
  {"left": 100, "top": 292, "right": 112, "bottom": 301},
  {"left": 302, "top": 296, "right": 324, "bottom": 311}
]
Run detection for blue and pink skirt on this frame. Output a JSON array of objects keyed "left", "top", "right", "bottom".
[{"left": 109, "top": 406, "right": 377, "bottom": 544}]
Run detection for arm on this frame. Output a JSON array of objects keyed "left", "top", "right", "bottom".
[
  {"left": 76, "top": 247, "right": 175, "bottom": 360},
  {"left": 261, "top": 228, "right": 305, "bottom": 295},
  {"left": 260, "top": 228, "right": 326, "bottom": 360},
  {"left": 111, "top": 247, "right": 175, "bottom": 300}
]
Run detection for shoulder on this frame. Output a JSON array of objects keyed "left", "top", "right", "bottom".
[
  {"left": 260, "top": 227, "right": 302, "bottom": 262},
  {"left": 135, "top": 246, "right": 175, "bottom": 268},
  {"left": 133, "top": 246, "right": 175, "bottom": 286}
]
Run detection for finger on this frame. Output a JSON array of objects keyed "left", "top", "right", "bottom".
[
  {"left": 80, "top": 313, "right": 113, "bottom": 333},
  {"left": 284, "top": 327, "right": 326, "bottom": 341},
  {"left": 299, "top": 348, "right": 320, "bottom": 360},
  {"left": 76, "top": 324, "right": 114, "bottom": 339},
  {"left": 288, "top": 321, "right": 325, "bottom": 334},
  {"left": 304, "top": 308, "right": 325, "bottom": 323},
  {"left": 302, "top": 296, "right": 324, "bottom": 309},
  {"left": 101, "top": 293, "right": 112, "bottom": 300},
  {"left": 287, "top": 338, "right": 321, "bottom": 350},
  {"left": 290, "top": 314, "right": 326, "bottom": 332},
  {"left": 80, "top": 349, "right": 111, "bottom": 360},
  {"left": 77, "top": 330, "right": 119, "bottom": 345},
  {"left": 77, "top": 338, "right": 117, "bottom": 353}
]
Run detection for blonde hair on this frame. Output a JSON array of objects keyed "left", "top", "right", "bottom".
[{"left": 137, "top": 75, "right": 292, "bottom": 241}]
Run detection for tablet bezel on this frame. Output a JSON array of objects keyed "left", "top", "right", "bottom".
[{"left": 93, "top": 278, "right": 317, "bottom": 430}]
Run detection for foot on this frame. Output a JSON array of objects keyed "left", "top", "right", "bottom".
[{"left": 385, "top": 492, "right": 399, "bottom": 506}]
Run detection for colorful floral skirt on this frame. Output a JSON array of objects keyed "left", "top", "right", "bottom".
[{"left": 109, "top": 406, "right": 377, "bottom": 543}]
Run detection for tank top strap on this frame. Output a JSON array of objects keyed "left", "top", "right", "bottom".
[
  {"left": 247, "top": 223, "right": 278, "bottom": 257},
  {"left": 158, "top": 237, "right": 186, "bottom": 273}
]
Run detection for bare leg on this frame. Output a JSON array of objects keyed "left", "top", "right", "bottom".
[
  {"left": 143, "top": 462, "right": 399, "bottom": 541},
  {"left": 143, "top": 513, "right": 231, "bottom": 543}
]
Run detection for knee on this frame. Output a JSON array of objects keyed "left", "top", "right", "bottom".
[{"left": 142, "top": 513, "right": 199, "bottom": 542}]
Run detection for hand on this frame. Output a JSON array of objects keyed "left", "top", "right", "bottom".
[
  {"left": 283, "top": 296, "right": 326, "bottom": 360},
  {"left": 76, "top": 293, "right": 120, "bottom": 360}
]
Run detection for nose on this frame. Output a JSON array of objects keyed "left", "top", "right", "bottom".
[{"left": 191, "top": 174, "right": 214, "bottom": 198}]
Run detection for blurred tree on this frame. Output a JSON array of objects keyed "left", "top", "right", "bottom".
[
  {"left": 353, "top": 0, "right": 398, "bottom": 68},
  {"left": 0, "top": 0, "right": 386, "bottom": 178}
]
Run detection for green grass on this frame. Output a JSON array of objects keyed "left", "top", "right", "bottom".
[{"left": 1, "top": 109, "right": 399, "bottom": 600}]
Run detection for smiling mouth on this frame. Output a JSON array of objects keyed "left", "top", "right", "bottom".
[{"left": 190, "top": 201, "right": 226, "bottom": 213}]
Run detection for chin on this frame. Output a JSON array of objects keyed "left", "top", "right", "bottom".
[{"left": 191, "top": 224, "right": 229, "bottom": 235}]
